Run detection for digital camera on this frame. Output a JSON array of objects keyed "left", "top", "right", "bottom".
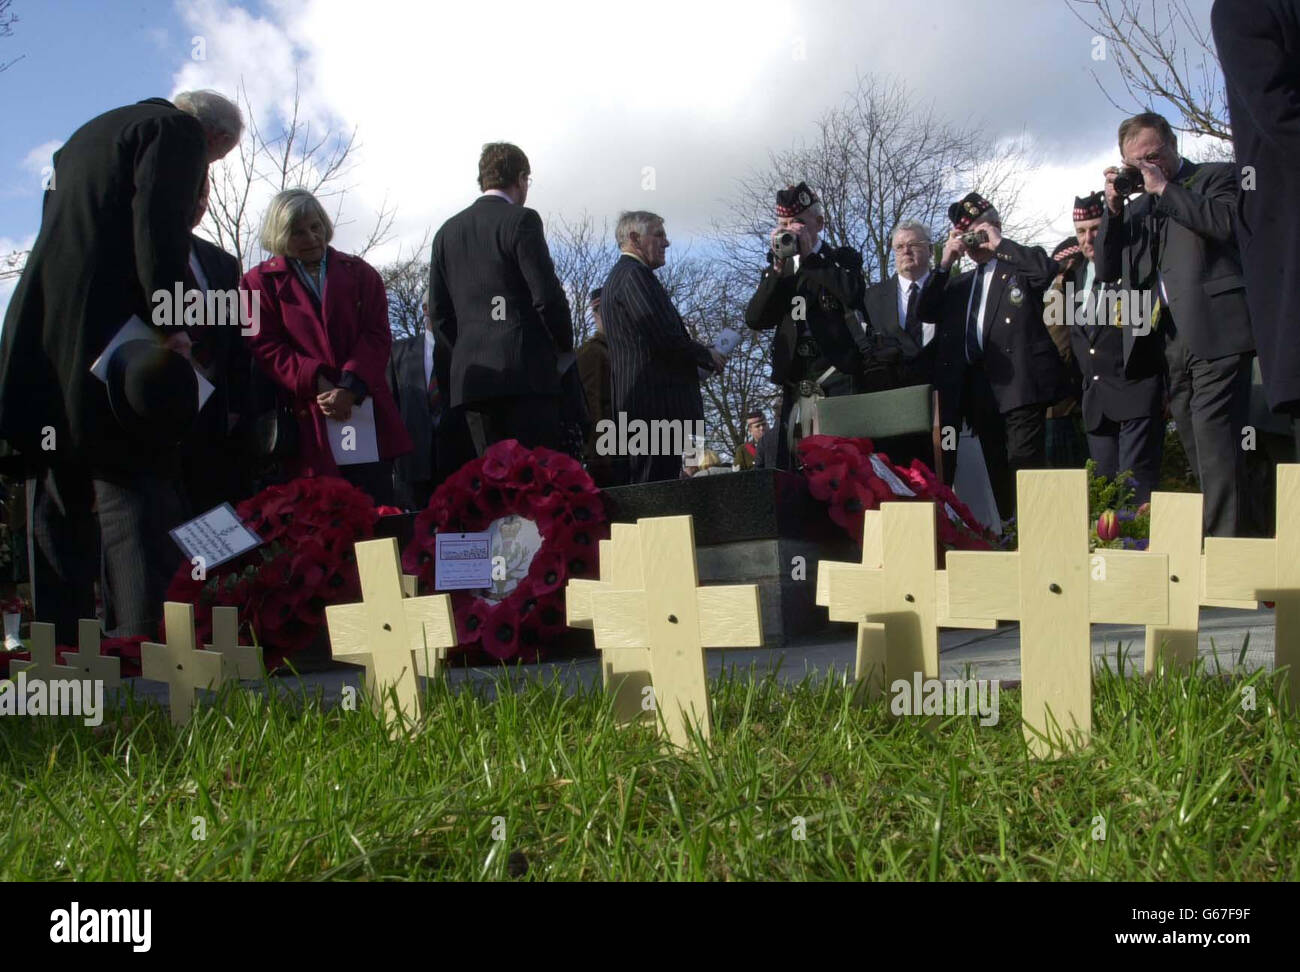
[
  {"left": 960, "top": 229, "right": 989, "bottom": 249},
  {"left": 772, "top": 230, "right": 799, "bottom": 261},
  {"left": 1113, "top": 166, "right": 1147, "bottom": 196}
]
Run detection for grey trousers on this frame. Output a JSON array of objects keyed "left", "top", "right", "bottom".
[
  {"left": 28, "top": 464, "right": 185, "bottom": 641},
  {"left": 1164, "top": 323, "right": 1253, "bottom": 537}
]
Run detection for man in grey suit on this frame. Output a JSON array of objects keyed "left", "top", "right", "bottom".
[
  {"left": 388, "top": 291, "right": 445, "bottom": 509},
  {"left": 602, "top": 211, "right": 723, "bottom": 483},
  {"left": 429, "top": 142, "right": 572, "bottom": 456},
  {"left": 1095, "top": 112, "right": 1255, "bottom": 536}
]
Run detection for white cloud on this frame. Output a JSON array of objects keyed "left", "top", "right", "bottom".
[
  {"left": 166, "top": 0, "right": 1187, "bottom": 271},
  {"left": 21, "top": 140, "right": 62, "bottom": 179}
]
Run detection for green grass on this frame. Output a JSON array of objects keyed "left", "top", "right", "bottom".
[{"left": 1, "top": 652, "right": 1297, "bottom": 881}]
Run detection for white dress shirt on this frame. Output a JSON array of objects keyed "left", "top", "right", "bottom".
[
  {"left": 482, "top": 189, "right": 514, "bottom": 204},
  {"left": 423, "top": 329, "right": 435, "bottom": 387},
  {"left": 965, "top": 258, "right": 998, "bottom": 359},
  {"left": 896, "top": 272, "right": 935, "bottom": 347}
]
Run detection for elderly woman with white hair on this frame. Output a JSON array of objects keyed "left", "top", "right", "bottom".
[{"left": 242, "top": 189, "right": 411, "bottom": 503}]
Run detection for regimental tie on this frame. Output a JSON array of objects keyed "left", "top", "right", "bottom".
[
  {"left": 905, "top": 281, "right": 922, "bottom": 345},
  {"left": 965, "top": 264, "right": 987, "bottom": 364}
]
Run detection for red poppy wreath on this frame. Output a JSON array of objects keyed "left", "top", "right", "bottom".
[{"left": 401, "top": 440, "right": 607, "bottom": 664}]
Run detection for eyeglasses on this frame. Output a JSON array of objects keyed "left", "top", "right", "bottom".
[
  {"left": 1126, "top": 151, "right": 1165, "bottom": 165},
  {"left": 892, "top": 242, "right": 930, "bottom": 253}
]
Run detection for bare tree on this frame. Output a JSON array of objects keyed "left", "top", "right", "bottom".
[
  {"left": 377, "top": 231, "right": 431, "bottom": 340},
  {"left": 201, "top": 75, "right": 396, "bottom": 270},
  {"left": 1066, "top": 0, "right": 1231, "bottom": 147},
  {"left": 0, "top": 0, "right": 24, "bottom": 74},
  {"left": 547, "top": 212, "right": 621, "bottom": 348},
  {"left": 716, "top": 73, "right": 1049, "bottom": 289}
]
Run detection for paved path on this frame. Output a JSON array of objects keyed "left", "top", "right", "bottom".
[{"left": 115, "top": 606, "right": 1278, "bottom": 712}]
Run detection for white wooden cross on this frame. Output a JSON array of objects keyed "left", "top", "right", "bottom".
[
  {"left": 945, "top": 470, "right": 1169, "bottom": 757},
  {"left": 567, "top": 515, "right": 762, "bottom": 749},
  {"left": 141, "top": 602, "right": 227, "bottom": 726},
  {"left": 816, "top": 504, "right": 997, "bottom": 702},
  {"left": 325, "top": 537, "right": 456, "bottom": 731},
  {"left": 10, "top": 621, "right": 80, "bottom": 682},
  {"left": 1143, "top": 491, "right": 1258, "bottom": 674},
  {"left": 1203, "top": 464, "right": 1300, "bottom": 706},
  {"left": 567, "top": 522, "right": 653, "bottom": 725},
  {"left": 204, "top": 606, "right": 264, "bottom": 680},
  {"left": 60, "top": 619, "right": 122, "bottom": 690}
]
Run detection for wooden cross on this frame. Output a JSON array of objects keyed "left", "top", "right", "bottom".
[
  {"left": 141, "top": 602, "right": 227, "bottom": 726},
  {"left": 567, "top": 515, "right": 762, "bottom": 749},
  {"left": 325, "top": 537, "right": 456, "bottom": 731},
  {"left": 9, "top": 622, "right": 80, "bottom": 682},
  {"left": 1203, "top": 464, "right": 1300, "bottom": 706},
  {"left": 816, "top": 505, "right": 997, "bottom": 702},
  {"left": 945, "top": 470, "right": 1169, "bottom": 757},
  {"left": 567, "top": 522, "right": 653, "bottom": 725},
  {"left": 1143, "top": 491, "right": 1257, "bottom": 675},
  {"left": 60, "top": 619, "right": 122, "bottom": 690},
  {"left": 203, "top": 606, "right": 263, "bottom": 680}
]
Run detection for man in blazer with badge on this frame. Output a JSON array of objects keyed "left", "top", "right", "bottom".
[
  {"left": 1095, "top": 112, "right": 1255, "bottom": 536},
  {"left": 1057, "top": 192, "right": 1165, "bottom": 503},
  {"left": 429, "top": 142, "right": 573, "bottom": 456},
  {"left": 918, "top": 192, "right": 1066, "bottom": 523},
  {"left": 745, "top": 183, "right": 897, "bottom": 470}
]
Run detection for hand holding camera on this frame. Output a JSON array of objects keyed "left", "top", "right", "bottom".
[{"left": 940, "top": 228, "right": 967, "bottom": 270}]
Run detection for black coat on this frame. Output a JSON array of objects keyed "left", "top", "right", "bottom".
[
  {"left": 744, "top": 243, "right": 879, "bottom": 385},
  {"left": 1094, "top": 159, "right": 1254, "bottom": 362},
  {"left": 387, "top": 333, "right": 438, "bottom": 489},
  {"left": 1213, "top": 0, "right": 1300, "bottom": 412},
  {"left": 864, "top": 273, "right": 937, "bottom": 385},
  {"left": 428, "top": 195, "right": 573, "bottom": 409},
  {"left": 1062, "top": 262, "right": 1164, "bottom": 431},
  {"left": 0, "top": 98, "right": 209, "bottom": 472},
  {"left": 179, "top": 235, "right": 256, "bottom": 509},
  {"left": 919, "top": 237, "right": 1066, "bottom": 431},
  {"left": 602, "top": 254, "right": 711, "bottom": 423}
]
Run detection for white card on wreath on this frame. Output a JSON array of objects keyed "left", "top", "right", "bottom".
[
  {"left": 435, "top": 532, "right": 493, "bottom": 591},
  {"left": 327, "top": 397, "right": 380, "bottom": 465},
  {"left": 169, "top": 502, "right": 262, "bottom": 572}
]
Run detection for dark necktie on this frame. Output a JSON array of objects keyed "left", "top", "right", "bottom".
[
  {"left": 904, "top": 282, "right": 921, "bottom": 345},
  {"left": 965, "top": 264, "right": 987, "bottom": 364},
  {"left": 427, "top": 369, "right": 442, "bottom": 415}
]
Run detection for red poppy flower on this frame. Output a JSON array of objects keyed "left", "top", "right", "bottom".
[
  {"left": 527, "top": 548, "right": 568, "bottom": 596},
  {"left": 481, "top": 611, "right": 520, "bottom": 659},
  {"left": 455, "top": 594, "right": 489, "bottom": 645}
]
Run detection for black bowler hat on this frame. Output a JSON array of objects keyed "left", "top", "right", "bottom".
[
  {"left": 949, "top": 191, "right": 993, "bottom": 230},
  {"left": 106, "top": 340, "right": 199, "bottom": 447}
]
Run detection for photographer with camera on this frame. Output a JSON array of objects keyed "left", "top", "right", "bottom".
[
  {"left": 917, "top": 192, "right": 1066, "bottom": 525},
  {"left": 1096, "top": 111, "right": 1255, "bottom": 537},
  {"left": 745, "top": 183, "right": 903, "bottom": 470}
]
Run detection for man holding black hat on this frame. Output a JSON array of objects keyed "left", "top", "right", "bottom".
[
  {"left": 1095, "top": 112, "right": 1254, "bottom": 536},
  {"left": 1057, "top": 191, "right": 1165, "bottom": 502},
  {"left": 745, "top": 182, "right": 900, "bottom": 470},
  {"left": 918, "top": 192, "right": 1066, "bottom": 523},
  {"left": 0, "top": 91, "right": 242, "bottom": 641}
]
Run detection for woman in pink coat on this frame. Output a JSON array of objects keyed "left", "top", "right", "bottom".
[{"left": 243, "top": 189, "right": 411, "bottom": 504}]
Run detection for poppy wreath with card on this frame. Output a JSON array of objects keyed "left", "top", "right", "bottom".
[
  {"left": 401, "top": 439, "right": 607, "bottom": 664},
  {"left": 797, "top": 435, "right": 998, "bottom": 562},
  {"left": 165, "top": 476, "right": 379, "bottom": 670}
]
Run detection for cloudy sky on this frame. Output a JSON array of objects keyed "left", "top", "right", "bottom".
[{"left": 0, "top": 0, "right": 1221, "bottom": 318}]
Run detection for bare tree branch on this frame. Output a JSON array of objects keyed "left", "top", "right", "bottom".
[{"left": 1065, "top": 0, "right": 1231, "bottom": 144}]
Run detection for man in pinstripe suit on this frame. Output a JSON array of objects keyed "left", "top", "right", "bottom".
[{"left": 601, "top": 212, "right": 724, "bottom": 483}]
